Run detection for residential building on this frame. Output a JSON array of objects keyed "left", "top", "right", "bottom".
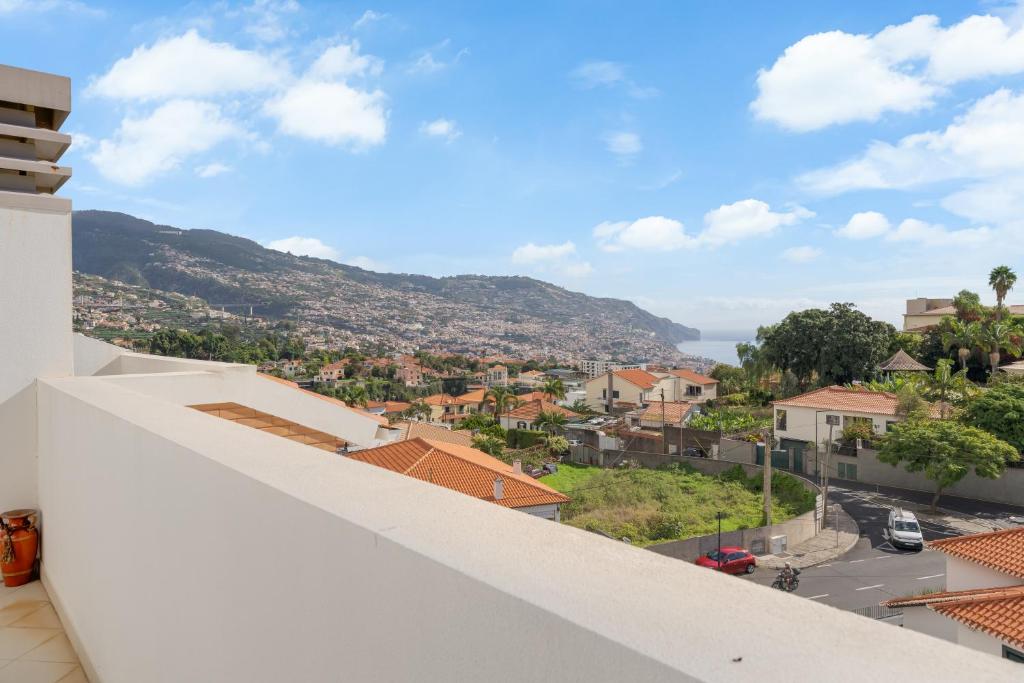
[
  {"left": 584, "top": 368, "right": 661, "bottom": 412},
  {"left": 316, "top": 359, "right": 347, "bottom": 384},
  {"left": 904, "top": 296, "right": 1024, "bottom": 332},
  {"left": 663, "top": 368, "right": 718, "bottom": 402},
  {"left": 396, "top": 360, "right": 429, "bottom": 386},
  {"left": 516, "top": 369, "right": 545, "bottom": 387},
  {"left": 886, "top": 527, "right": 1024, "bottom": 663},
  {"left": 364, "top": 400, "right": 412, "bottom": 418},
  {"left": 578, "top": 359, "right": 646, "bottom": 379},
  {"left": 278, "top": 358, "right": 304, "bottom": 377},
  {"left": 0, "top": 63, "right": 1013, "bottom": 683},
  {"left": 499, "top": 399, "right": 580, "bottom": 431},
  {"left": 423, "top": 392, "right": 477, "bottom": 423},
  {"left": 485, "top": 364, "right": 509, "bottom": 387},
  {"left": 627, "top": 401, "right": 696, "bottom": 430},
  {"left": 393, "top": 420, "right": 475, "bottom": 448},
  {"left": 348, "top": 438, "right": 569, "bottom": 520}
]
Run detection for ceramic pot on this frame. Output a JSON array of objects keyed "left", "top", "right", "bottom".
[{"left": 1, "top": 509, "right": 38, "bottom": 587}]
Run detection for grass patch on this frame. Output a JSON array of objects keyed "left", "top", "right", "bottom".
[{"left": 542, "top": 463, "right": 815, "bottom": 547}]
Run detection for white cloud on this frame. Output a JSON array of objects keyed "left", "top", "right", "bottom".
[
  {"left": 264, "top": 80, "right": 387, "bottom": 149},
  {"left": 753, "top": 11, "right": 1024, "bottom": 131},
  {"left": 265, "top": 236, "right": 341, "bottom": 261},
  {"left": 570, "top": 61, "right": 625, "bottom": 88},
  {"left": 408, "top": 40, "right": 469, "bottom": 75},
  {"left": 941, "top": 176, "right": 1024, "bottom": 223},
  {"left": 420, "top": 118, "right": 461, "bottom": 142},
  {"left": 781, "top": 245, "right": 822, "bottom": 263},
  {"left": 88, "top": 29, "right": 288, "bottom": 100},
  {"left": 195, "top": 162, "right": 232, "bottom": 178},
  {"left": 89, "top": 100, "right": 244, "bottom": 185},
  {"left": 799, "top": 89, "right": 1024, "bottom": 194},
  {"left": 700, "top": 199, "right": 813, "bottom": 246},
  {"left": 345, "top": 255, "right": 385, "bottom": 271},
  {"left": 752, "top": 29, "right": 939, "bottom": 131},
  {"left": 594, "top": 216, "right": 695, "bottom": 252},
  {"left": 353, "top": 9, "right": 387, "bottom": 29},
  {"left": 309, "top": 41, "right": 383, "bottom": 79},
  {"left": 604, "top": 131, "right": 642, "bottom": 156},
  {"left": 511, "top": 241, "right": 576, "bottom": 264},
  {"left": 885, "top": 218, "right": 991, "bottom": 247},
  {"left": 241, "top": 0, "right": 300, "bottom": 43},
  {"left": 564, "top": 262, "right": 594, "bottom": 278},
  {"left": 837, "top": 211, "right": 891, "bottom": 239}
]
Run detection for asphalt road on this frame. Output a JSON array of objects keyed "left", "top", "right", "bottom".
[{"left": 741, "top": 483, "right": 1024, "bottom": 611}]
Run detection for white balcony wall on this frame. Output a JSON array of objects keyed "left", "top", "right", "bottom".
[{"left": 35, "top": 376, "right": 1020, "bottom": 683}]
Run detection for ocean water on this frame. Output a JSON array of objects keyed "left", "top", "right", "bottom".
[{"left": 676, "top": 333, "right": 754, "bottom": 366}]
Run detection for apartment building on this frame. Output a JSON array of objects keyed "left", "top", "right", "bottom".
[{"left": 578, "top": 359, "right": 646, "bottom": 379}]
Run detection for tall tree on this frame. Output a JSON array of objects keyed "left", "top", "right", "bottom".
[
  {"left": 484, "top": 386, "right": 520, "bottom": 423},
  {"left": 535, "top": 410, "right": 569, "bottom": 434},
  {"left": 952, "top": 289, "right": 985, "bottom": 322},
  {"left": 922, "top": 358, "right": 974, "bottom": 418},
  {"left": 963, "top": 382, "right": 1024, "bottom": 454},
  {"left": 878, "top": 419, "right": 1018, "bottom": 511},
  {"left": 980, "top": 321, "right": 1022, "bottom": 372},
  {"left": 541, "top": 378, "right": 566, "bottom": 401},
  {"left": 989, "top": 265, "right": 1018, "bottom": 322},
  {"left": 942, "top": 318, "right": 981, "bottom": 371}
]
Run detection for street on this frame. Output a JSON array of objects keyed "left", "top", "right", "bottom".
[{"left": 741, "top": 483, "right": 1024, "bottom": 611}]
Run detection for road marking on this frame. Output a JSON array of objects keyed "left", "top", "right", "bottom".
[
  {"left": 808, "top": 594, "right": 829, "bottom": 600},
  {"left": 872, "top": 555, "right": 891, "bottom": 560},
  {"left": 849, "top": 559, "right": 866, "bottom": 563},
  {"left": 856, "top": 584, "right": 885, "bottom": 591},
  {"left": 915, "top": 574, "right": 944, "bottom": 580},
  {"left": 818, "top": 564, "right": 832, "bottom": 568}
]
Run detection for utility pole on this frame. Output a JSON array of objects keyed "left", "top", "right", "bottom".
[
  {"left": 823, "top": 422, "right": 834, "bottom": 527},
  {"left": 762, "top": 426, "right": 773, "bottom": 544},
  {"left": 716, "top": 511, "right": 725, "bottom": 569},
  {"left": 660, "top": 388, "right": 667, "bottom": 455}
]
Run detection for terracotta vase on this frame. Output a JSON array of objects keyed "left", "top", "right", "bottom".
[{"left": 1, "top": 509, "right": 39, "bottom": 587}]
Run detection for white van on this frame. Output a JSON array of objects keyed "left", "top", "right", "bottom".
[{"left": 887, "top": 508, "right": 924, "bottom": 549}]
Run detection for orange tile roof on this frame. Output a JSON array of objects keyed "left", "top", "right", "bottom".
[
  {"left": 773, "top": 385, "right": 904, "bottom": 416},
  {"left": 613, "top": 368, "right": 660, "bottom": 390},
  {"left": 394, "top": 421, "right": 475, "bottom": 448},
  {"left": 885, "top": 585, "right": 1024, "bottom": 608},
  {"left": 929, "top": 527, "right": 1024, "bottom": 579},
  {"left": 348, "top": 438, "right": 569, "bottom": 509},
  {"left": 505, "top": 399, "right": 579, "bottom": 421},
  {"left": 458, "top": 388, "right": 488, "bottom": 403},
  {"left": 382, "top": 401, "right": 411, "bottom": 413},
  {"left": 516, "top": 390, "right": 552, "bottom": 403},
  {"left": 637, "top": 401, "right": 694, "bottom": 424},
  {"left": 668, "top": 368, "right": 718, "bottom": 385},
  {"left": 190, "top": 402, "right": 346, "bottom": 452},
  {"left": 423, "top": 393, "right": 476, "bottom": 406},
  {"left": 885, "top": 585, "right": 1024, "bottom": 649}
]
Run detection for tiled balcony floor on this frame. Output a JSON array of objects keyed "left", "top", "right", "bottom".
[{"left": 0, "top": 579, "right": 85, "bottom": 682}]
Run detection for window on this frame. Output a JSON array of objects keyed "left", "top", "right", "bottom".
[
  {"left": 686, "top": 385, "right": 702, "bottom": 396},
  {"left": 1004, "top": 646, "right": 1024, "bottom": 663},
  {"left": 776, "top": 410, "right": 787, "bottom": 431},
  {"left": 517, "top": 421, "right": 527, "bottom": 430},
  {"left": 837, "top": 462, "right": 857, "bottom": 480}
]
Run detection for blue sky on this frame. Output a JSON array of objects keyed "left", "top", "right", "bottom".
[{"left": 4, "top": 1, "right": 1024, "bottom": 333}]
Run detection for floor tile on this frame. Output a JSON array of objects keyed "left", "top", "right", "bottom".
[
  {"left": 11, "top": 605, "right": 62, "bottom": 629},
  {"left": 0, "top": 600, "right": 48, "bottom": 627},
  {"left": 0, "top": 660, "right": 77, "bottom": 683},
  {"left": 56, "top": 667, "right": 88, "bottom": 683},
  {"left": 22, "top": 633, "right": 77, "bottom": 663},
  {"left": 0, "top": 628, "right": 60, "bottom": 659}
]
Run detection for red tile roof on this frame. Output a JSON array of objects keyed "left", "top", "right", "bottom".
[
  {"left": 423, "top": 393, "right": 476, "bottom": 406},
  {"left": 505, "top": 399, "right": 579, "bottom": 422},
  {"left": 668, "top": 368, "right": 718, "bottom": 385},
  {"left": 613, "top": 368, "right": 660, "bottom": 390},
  {"left": 932, "top": 591, "right": 1024, "bottom": 649},
  {"left": 929, "top": 527, "right": 1024, "bottom": 579},
  {"left": 773, "top": 385, "right": 905, "bottom": 416},
  {"left": 885, "top": 585, "right": 1024, "bottom": 608},
  {"left": 348, "top": 438, "right": 569, "bottom": 509},
  {"left": 636, "top": 401, "right": 693, "bottom": 424},
  {"left": 394, "top": 421, "right": 475, "bottom": 447}
]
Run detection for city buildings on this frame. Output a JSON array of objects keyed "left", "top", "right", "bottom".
[
  {"left": 903, "top": 296, "right": 1024, "bottom": 332},
  {"left": 0, "top": 63, "right": 1015, "bottom": 682}
]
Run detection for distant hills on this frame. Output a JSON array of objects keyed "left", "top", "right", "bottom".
[{"left": 71, "top": 210, "right": 699, "bottom": 360}]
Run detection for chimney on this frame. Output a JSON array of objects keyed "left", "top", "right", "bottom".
[
  {"left": 512, "top": 459, "right": 522, "bottom": 475},
  {"left": 493, "top": 476, "right": 504, "bottom": 500}
]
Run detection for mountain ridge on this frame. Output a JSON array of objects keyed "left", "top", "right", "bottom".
[{"left": 71, "top": 210, "right": 699, "bottom": 360}]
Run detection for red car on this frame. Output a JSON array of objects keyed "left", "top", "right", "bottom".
[{"left": 695, "top": 547, "right": 757, "bottom": 575}]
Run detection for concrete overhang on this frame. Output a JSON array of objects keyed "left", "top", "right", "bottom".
[
  {"left": 0, "top": 154, "right": 72, "bottom": 192},
  {"left": 0, "top": 122, "right": 71, "bottom": 161},
  {"left": 0, "top": 64, "right": 71, "bottom": 129}
]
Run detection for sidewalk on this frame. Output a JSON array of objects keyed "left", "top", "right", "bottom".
[{"left": 758, "top": 507, "right": 859, "bottom": 570}]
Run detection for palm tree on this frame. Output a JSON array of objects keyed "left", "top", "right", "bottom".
[
  {"left": 484, "top": 386, "right": 521, "bottom": 425},
  {"left": 541, "top": 378, "right": 566, "bottom": 402},
  {"left": 923, "top": 358, "right": 972, "bottom": 419},
  {"left": 989, "top": 265, "right": 1017, "bottom": 322},
  {"left": 942, "top": 319, "right": 982, "bottom": 371},
  {"left": 344, "top": 385, "right": 368, "bottom": 407},
  {"left": 535, "top": 410, "right": 568, "bottom": 435},
  {"left": 404, "top": 400, "right": 431, "bottom": 422},
  {"left": 980, "top": 321, "right": 1023, "bottom": 373}
]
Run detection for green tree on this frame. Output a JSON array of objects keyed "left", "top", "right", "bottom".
[
  {"left": 456, "top": 413, "right": 499, "bottom": 431},
  {"left": 343, "top": 385, "right": 368, "bottom": 407},
  {"left": 535, "top": 410, "right": 569, "bottom": 434},
  {"left": 569, "top": 399, "right": 597, "bottom": 416},
  {"left": 484, "top": 386, "right": 520, "bottom": 422},
  {"left": 952, "top": 289, "right": 985, "bottom": 322},
  {"left": 546, "top": 435, "right": 570, "bottom": 455},
  {"left": 942, "top": 318, "right": 982, "bottom": 371},
  {"left": 709, "top": 364, "right": 746, "bottom": 396},
  {"left": 541, "top": 378, "right": 566, "bottom": 401},
  {"left": 471, "top": 434, "right": 505, "bottom": 458},
  {"left": 980, "top": 321, "right": 1022, "bottom": 372},
  {"left": 735, "top": 341, "right": 771, "bottom": 388},
  {"left": 878, "top": 419, "right": 1018, "bottom": 511},
  {"left": 962, "top": 382, "right": 1024, "bottom": 454},
  {"left": 404, "top": 401, "right": 431, "bottom": 421},
  {"left": 989, "top": 265, "right": 1018, "bottom": 322},
  {"left": 921, "top": 358, "right": 974, "bottom": 418}
]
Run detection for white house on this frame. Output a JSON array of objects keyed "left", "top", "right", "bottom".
[
  {"left": 499, "top": 399, "right": 579, "bottom": 431},
  {"left": 886, "top": 527, "right": 1024, "bottom": 664},
  {"left": 584, "top": 368, "right": 661, "bottom": 412}
]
